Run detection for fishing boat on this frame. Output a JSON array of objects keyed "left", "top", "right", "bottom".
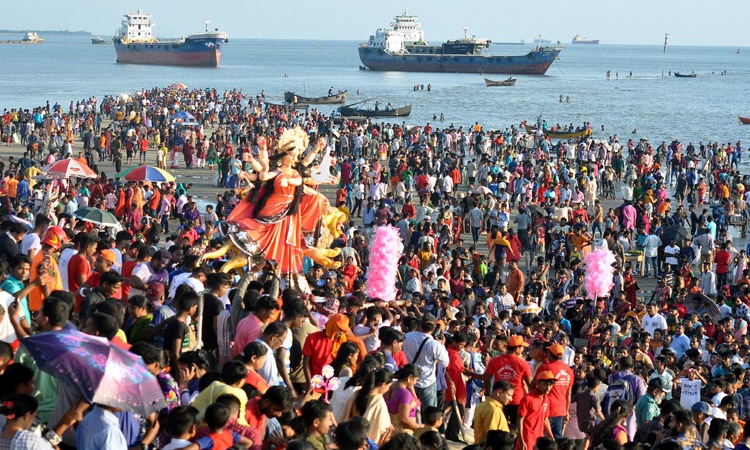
[
  {"left": 674, "top": 72, "right": 697, "bottom": 78},
  {"left": 525, "top": 125, "right": 591, "bottom": 139},
  {"left": 0, "top": 32, "right": 44, "bottom": 44},
  {"left": 484, "top": 77, "right": 516, "bottom": 86},
  {"left": 284, "top": 91, "right": 347, "bottom": 104},
  {"left": 739, "top": 116, "right": 750, "bottom": 125},
  {"left": 265, "top": 102, "right": 311, "bottom": 110},
  {"left": 91, "top": 36, "right": 113, "bottom": 45},
  {"left": 339, "top": 102, "right": 412, "bottom": 117}
]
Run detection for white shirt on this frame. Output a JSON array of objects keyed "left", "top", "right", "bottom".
[
  {"left": 641, "top": 313, "right": 668, "bottom": 337},
  {"left": 20, "top": 232, "right": 41, "bottom": 258},
  {"left": 664, "top": 245, "right": 681, "bottom": 265},
  {"left": 130, "top": 262, "right": 155, "bottom": 298},
  {"left": 0, "top": 292, "right": 18, "bottom": 343},
  {"left": 643, "top": 235, "right": 662, "bottom": 258},
  {"left": 58, "top": 247, "right": 78, "bottom": 291}
]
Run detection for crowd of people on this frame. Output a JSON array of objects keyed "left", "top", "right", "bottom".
[{"left": 0, "top": 86, "right": 747, "bottom": 450}]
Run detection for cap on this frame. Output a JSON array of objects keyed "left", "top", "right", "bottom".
[
  {"left": 326, "top": 271, "right": 337, "bottom": 280},
  {"left": 648, "top": 378, "right": 669, "bottom": 392},
  {"left": 331, "top": 313, "right": 351, "bottom": 333},
  {"left": 98, "top": 249, "right": 119, "bottom": 267},
  {"left": 691, "top": 401, "right": 712, "bottom": 415},
  {"left": 547, "top": 344, "right": 565, "bottom": 358},
  {"left": 536, "top": 370, "right": 556, "bottom": 381},
  {"left": 508, "top": 335, "right": 529, "bottom": 348},
  {"left": 421, "top": 312, "right": 437, "bottom": 327},
  {"left": 145, "top": 281, "right": 165, "bottom": 302}
]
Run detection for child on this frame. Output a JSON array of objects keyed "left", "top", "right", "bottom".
[
  {"left": 198, "top": 402, "right": 253, "bottom": 450},
  {"left": 1, "top": 254, "right": 34, "bottom": 336},
  {"left": 163, "top": 406, "right": 200, "bottom": 450},
  {"left": 300, "top": 400, "right": 335, "bottom": 450},
  {"left": 163, "top": 291, "right": 200, "bottom": 380},
  {"left": 573, "top": 376, "right": 605, "bottom": 450},
  {"left": 191, "top": 361, "right": 249, "bottom": 426},
  {"left": 414, "top": 406, "right": 444, "bottom": 439},
  {"left": 195, "top": 394, "right": 261, "bottom": 446}
]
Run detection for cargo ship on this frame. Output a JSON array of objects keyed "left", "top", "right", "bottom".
[
  {"left": 358, "top": 11, "right": 563, "bottom": 75},
  {"left": 113, "top": 10, "right": 228, "bottom": 67},
  {"left": 0, "top": 32, "right": 44, "bottom": 44},
  {"left": 571, "top": 35, "right": 600, "bottom": 44}
]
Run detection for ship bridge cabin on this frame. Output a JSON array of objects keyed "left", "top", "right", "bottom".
[{"left": 119, "top": 10, "right": 155, "bottom": 42}]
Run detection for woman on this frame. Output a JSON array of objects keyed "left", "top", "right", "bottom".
[
  {"left": 623, "top": 265, "right": 639, "bottom": 307},
  {"left": 0, "top": 394, "right": 53, "bottom": 449},
  {"left": 330, "top": 357, "right": 381, "bottom": 423},
  {"left": 237, "top": 342, "right": 269, "bottom": 395},
  {"left": 0, "top": 364, "right": 34, "bottom": 400},
  {"left": 352, "top": 368, "right": 393, "bottom": 444},
  {"left": 130, "top": 342, "right": 180, "bottom": 411},
  {"left": 384, "top": 364, "right": 421, "bottom": 434},
  {"left": 331, "top": 342, "right": 360, "bottom": 379},
  {"left": 126, "top": 295, "right": 153, "bottom": 344},
  {"left": 591, "top": 400, "right": 632, "bottom": 446},
  {"left": 734, "top": 250, "right": 748, "bottom": 284},
  {"left": 177, "top": 351, "right": 210, "bottom": 406}
]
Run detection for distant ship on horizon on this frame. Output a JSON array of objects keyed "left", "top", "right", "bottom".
[
  {"left": 358, "top": 11, "right": 563, "bottom": 75},
  {"left": 113, "top": 10, "right": 228, "bottom": 67},
  {"left": 572, "top": 34, "right": 600, "bottom": 44}
]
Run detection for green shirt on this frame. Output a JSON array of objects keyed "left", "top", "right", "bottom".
[
  {"left": 301, "top": 433, "right": 328, "bottom": 450},
  {"left": 16, "top": 343, "right": 59, "bottom": 423},
  {"left": 635, "top": 393, "right": 660, "bottom": 428}
]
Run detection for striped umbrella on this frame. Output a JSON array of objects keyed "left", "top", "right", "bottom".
[
  {"left": 42, "top": 158, "right": 97, "bottom": 179},
  {"left": 117, "top": 165, "right": 175, "bottom": 182}
]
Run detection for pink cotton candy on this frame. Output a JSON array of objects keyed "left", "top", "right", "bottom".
[
  {"left": 366, "top": 225, "right": 404, "bottom": 301},
  {"left": 583, "top": 248, "right": 617, "bottom": 300}
]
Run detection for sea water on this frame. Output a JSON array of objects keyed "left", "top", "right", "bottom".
[{"left": 1, "top": 36, "right": 749, "bottom": 144}]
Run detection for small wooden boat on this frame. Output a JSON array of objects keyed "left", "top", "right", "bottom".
[
  {"left": 284, "top": 91, "right": 347, "bottom": 104},
  {"left": 739, "top": 116, "right": 750, "bottom": 125},
  {"left": 265, "top": 102, "right": 310, "bottom": 110},
  {"left": 674, "top": 72, "right": 697, "bottom": 78},
  {"left": 339, "top": 104, "right": 412, "bottom": 117},
  {"left": 525, "top": 125, "right": 591, "bottom": 139},
  {"left": 484, "top": 77, "right": 517, "bottom": 86}
]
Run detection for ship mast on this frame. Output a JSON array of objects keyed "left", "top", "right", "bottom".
[
  {"left": 204, "top": 20, "right": 211, "bottom": 33},
  {"left": 663, "top": 33, "right": 668, "bottom": 53}
]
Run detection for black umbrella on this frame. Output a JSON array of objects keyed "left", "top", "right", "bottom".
[
  {"left": 685, "top": 293, "right": 722, "bottom": 323},
  {"left": 527, "top": 204, "right": 549, "bottom": 218},
  {"left": 661, "top": 225, "right": 691, "bottom": 243}
]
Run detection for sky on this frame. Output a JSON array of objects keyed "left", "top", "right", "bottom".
[{"left": 2, "top": 0, "right": 749, "bottom": 46}]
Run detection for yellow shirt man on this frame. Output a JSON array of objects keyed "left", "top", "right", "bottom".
[{"left": 473, "top": 396, "right": 508, "bottom": 444}]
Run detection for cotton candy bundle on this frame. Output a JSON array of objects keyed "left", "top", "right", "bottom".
[
  {"left": 582, "top": 248, "right": 617, "bottom": 300},
  {"left": 366, "top": 225, "right": 404, "bottom": 301}
]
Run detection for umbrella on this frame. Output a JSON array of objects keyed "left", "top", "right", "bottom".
[
  {"left": 117, "top": 165, "right": 176, "bottom": 182},
  {"left": 685, "top": 293, "right": 722, "bottom": 323},
  {"left": 661, "top": 225, "right": 691, "bottom": 243},
  {"left": 170, "top": 111, "right": 195, "bottom": 122},
  {"left": 169, "top": 83, "right": 187, "bottom": 90},
  {"left": 21, "top": 330, "right": 167, "bottom": 416},
  {"left": 473, "top": 186, "right": 492, "bottom": 195},
  {"left": 527, "top": 204, "right": 549, "bottom": 217},
  {"left": 9, "top": 215, "right": 32, "bottom": 230},
  {"left": 42, "top": 158, "right": 97, "bottom": 179},
  {"left": 73, "top": 207, "right": 119, "bottom": 227}
]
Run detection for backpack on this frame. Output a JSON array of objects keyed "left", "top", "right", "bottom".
[{"left": 604, "top": 374, "right": 634, "bottom": 414}]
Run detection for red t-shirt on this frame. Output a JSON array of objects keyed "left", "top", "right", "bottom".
[
  {"left": 715, "top": 250, "right": 731, "bottom": 274},
  {"left": 68, "top": 254, "right": 91, "bottom": 305},
  {"left": 484, "top": 353, "right": 532, "bottom": 405},
  {"left": 393, "top": 350, "right": 408, "bottom": 368},
  {"left": 518, "top": 390, "right": 550, "bottom": 450},
  {"left": 537, "top": 360, "right": 574, "bottom": 417},
  {"left": 121, "top": 260, "right": 137, "bottom": 299},
  {"left": 445, "top": 347, "right": 467, "bottom": 402},
  {"left": 84, "top": 272, "right": 123, "bottom": 300},
  {"left": 302, "top": 331, "right": 335, "bottom": 378}
]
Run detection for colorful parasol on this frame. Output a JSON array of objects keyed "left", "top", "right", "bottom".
[
  {"left": 21, "top": 329, "right": 167, "bottom": 416},
  {"left": 170, "top": 111, "right": 195, "bottom": 122},
  {"left": 117, "top": 165, "right": 176, "bottom": 182},
  {"left": 169, "top": 83, "right": 187, "bottom": 90},
  {"left": 42, "top": 158, "right": 97, "bottom": 179},
  {"left": 73, "top": 207, "right": 120, "bottom": 227}
]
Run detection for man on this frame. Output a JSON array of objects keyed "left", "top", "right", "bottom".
[
  {"left": 21, "top": 213, "right": 49, "bottom": 261},
  {"left": 402, "top": 313, "right": 450, "bottom": 408},
  {"left": 256, "top": 321, "right": 289, "bottom": 388},
  {"left": 518, "top": 370, "right": 556, "bottom": 450},
  {"left": 233, "top": 296, "right": 280, "bottom": 357},
  {"left": 506, "top": 260, "right": 524, "bottom": 303},
  {"left": 468, "top": 204, "right": 484, "bottom": 245},
  {"left": 607, "top": 356, "right": 647, "bottom": 440},
  {"left": 129, "top": 249, "right": 168, "bottom": 298},
  {"left": 483, "top": 335, "right": 532, "bottom": 425},
  {"left": 635, "top": 378, "right": 669, "bottom": 429},
  {"left": 0, "top": 222, "right": 27, "bottom": 266},
  {"left": 642, "top": 303, "right": 668, "bottom": 337},
  {"left": 643, "top": 231, "right": 662, "bottom": 278},
  {"left": 670, "top": 323, "right": 691, "bottom": 359},
  {"left": 28, "top": 227, "right": 66, "bottom": 312},
  {"left": 536, "top": 343, "right": 575, "bottom": 438},
  {"left": 474, "top": 380, "right": 515, "bottom": 444}
]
